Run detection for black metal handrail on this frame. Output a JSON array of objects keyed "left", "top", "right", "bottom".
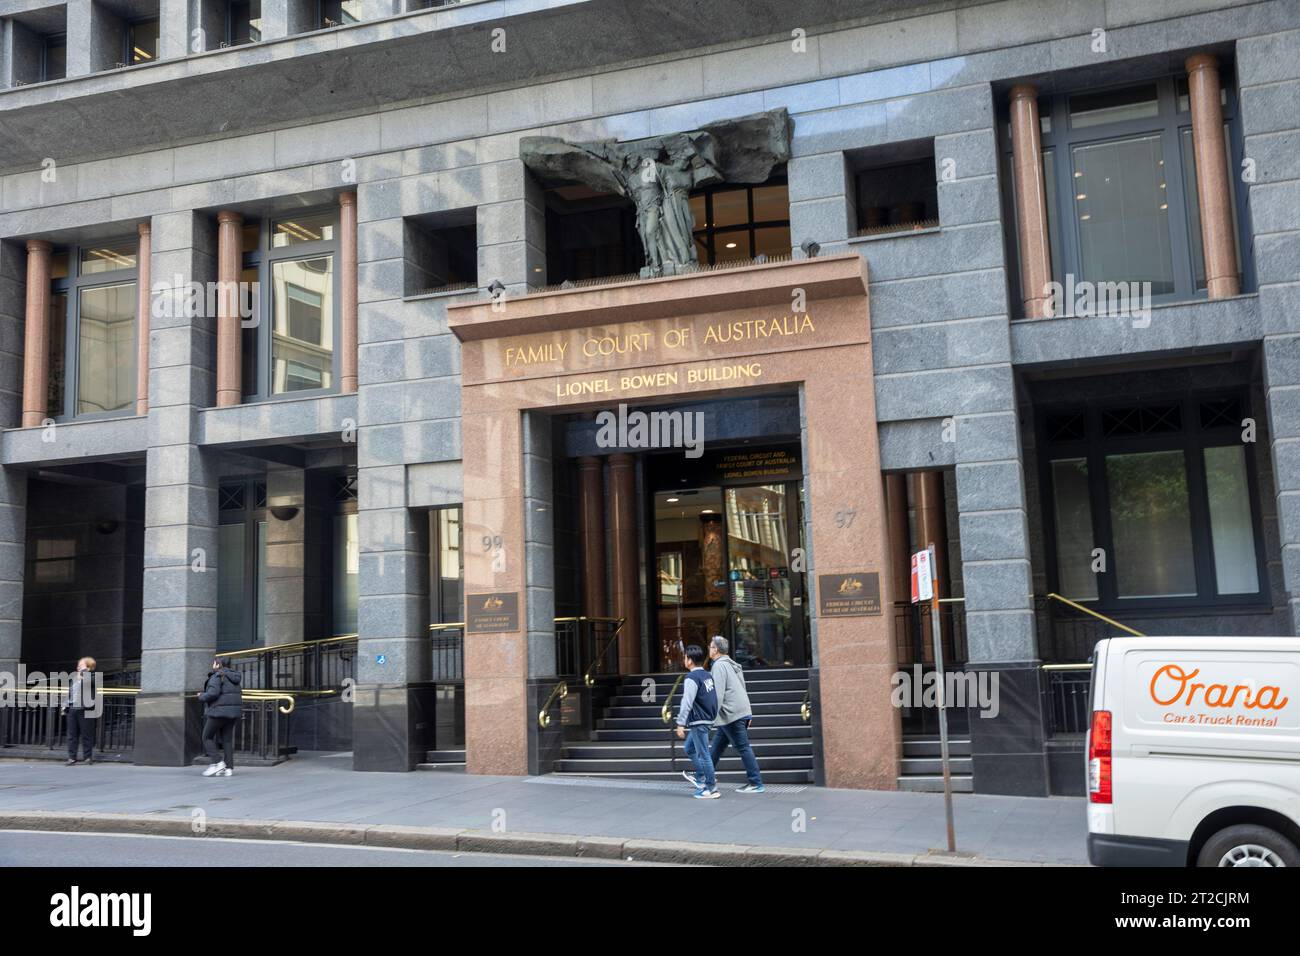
[
  {"left": 892, "top": 598, "right": 967, "bottom": 666},
  {"left": 429, "top": 623, "right": 465, "bottom": 682},
  {"left": 1042, "top": 664, "right": 1093, "bottom": 736},
  {"left": 1035, "top": 593, "right": 1144, "bottom": 663},
  {"left": 223, "top": 634, "right": 357, "bottom": 691}
]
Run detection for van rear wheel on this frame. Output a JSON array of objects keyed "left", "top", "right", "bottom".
[{"left": 1198, "top": 825, "right": 1299, "bottom": 867}]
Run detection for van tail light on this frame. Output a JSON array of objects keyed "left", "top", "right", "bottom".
[{"left": 1088, "top": 710, "right": 1112, "bottom": 804}]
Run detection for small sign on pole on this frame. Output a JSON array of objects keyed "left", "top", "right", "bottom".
[{"left": 915, "top": 544, "right": 957, "bottom": 854}]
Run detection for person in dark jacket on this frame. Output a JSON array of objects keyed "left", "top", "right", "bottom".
[
  {"left": 198, "top": 657, "right": 242, "bottom": 776},
  {"left": 673, "top": 644, "right": 720, "bottom": 799},
  {"left": 62, "top": 657, "right": 98, "bottom": 766}
]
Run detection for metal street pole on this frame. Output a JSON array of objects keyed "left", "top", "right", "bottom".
[{"left": 928, "top": 542, "right": 957, "bottom": 853}]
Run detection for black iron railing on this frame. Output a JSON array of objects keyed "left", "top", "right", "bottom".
[
  {"left": 0, "top": 688, "right": 137, "bottom": 756},
  {"left": 223, "top": 635, "right": 357, "bottom": 691},
  {"left": 429, "top": 624, "right": 465, "bottom": 682},
  {"left": 892, "top": 599, "right": 967, "bottom": 666},
  {"left": 1043, "top": 666, "right": 1092, "bottom": 736}
]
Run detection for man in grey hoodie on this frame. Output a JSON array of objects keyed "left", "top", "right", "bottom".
[{"left": 707, "top": 636, "right": 765, "bottom": 793}]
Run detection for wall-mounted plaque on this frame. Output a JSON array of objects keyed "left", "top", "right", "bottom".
[
  {"left": 466, "top": 592, "right": 520, "bottom": 633},
  {"left": 818, "top": 573, "right": 882, "bottom": 617}
]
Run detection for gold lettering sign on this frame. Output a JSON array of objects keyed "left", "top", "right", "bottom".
[{"left": 495, "top": 313, "right": 817, "bottom": 384}]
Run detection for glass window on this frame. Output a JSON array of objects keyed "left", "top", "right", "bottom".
[
  {"left": 43, "top": 34, "right": 66, "bottom": 81},
  {"left": 1071, "top": 134, "right": 1175, "bottom": 294},
  {"left": 321, "top": 0, "right": 362, "bottom": 27},
  {"left": 48, "top": 292, "right": 67, "bottom": 418},
  {"left": 1051, "top": 458, "right": 1097, "bottom": 600},
  {"left": 128, "top": 18, "right": 160, "bottom": 64},
  {"left": 240, "top": 265, "right": 259, "bottom": 398},
  {"left": 77, "top": 282, "right": 136, "bottom": 415},
  {"left": 710, "top": 188, "right": 749, "bottom": 228},
  {"left": 1043, "top": 150, "right": 1063, "bottom": 286},
  {"left": 1204, "top": 445, "right": 1260, "bottom": 595},
  {"left": 434, "top": 507, "right": 463, "bottom": 624},
  {"left": 80, "top": 240, "right": 137, "bottom": 276},
  {"left": 217, "top": 524, "right": 247, "bottom": 651},
  {"left": 230, "top": 1, "right": 262, "bottom": 45},
  {"left": 332, "top": 512, "right": 359, "bottom": 635},
  {"left": 271, "top": 256, "right": 333, "bottom": 393},
  {"left": 1106, "top": 450, "right": 1197, "bottom": 598},
  {"left": 272, "top": 212, "right": 336, "bottom": 247},
  {"left": 1069, "top": 84, "right": 1159, "bottom": 128}
]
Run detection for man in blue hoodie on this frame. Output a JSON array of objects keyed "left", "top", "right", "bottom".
[{"left": 674, "top": 644, "right": 721, "bottom": 799}]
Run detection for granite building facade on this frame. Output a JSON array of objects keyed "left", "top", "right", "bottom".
[{"left": 1, "top": 0, "right": 1298, "bottom": 796}]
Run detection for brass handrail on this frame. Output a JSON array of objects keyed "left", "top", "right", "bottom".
[
  {"left": 800, "top": 687, "right": 812, "bottom": 722},
  {"left": 660, "top": 671, "right": 686, "bottom": 724},
  {"left": 1042, "top": 663, "right": 1093, "bottom": 671},
  {"left": 537, "top": 680, "right": 568, "bottom": 729},
  {"left": 2, "top": 684, "right": 298, "bottom": 714},
  {"left": 1045, "top": 592, "right": 1145, "bottom": 637},
  {"left": 221, "top": 633, "right": 358, "bottom": 659},
  {"left": 580, "top": 617, "right": 626, "bottom": 687},
  {"left": 429, "top": 622, "right": 466, "bottom": 632}
]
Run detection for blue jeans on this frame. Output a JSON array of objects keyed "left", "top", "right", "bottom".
[
  {"left": 682, "top": 725, "right": 716, "bottom": 790},
  {"left": 710, "top": 717, "right": 763, "bottom": 787}
]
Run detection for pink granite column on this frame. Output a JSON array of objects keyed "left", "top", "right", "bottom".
[
  {"left": 135, "top": 221, "right": 152, "bottom": 415},
  {"left": 339, "top": 191, "right": 358, "bottom": 393},
  {"left": 1009, "top": 85, "right": 1053, "bottom": 319},
  {"left": 1185, "top": 53, "right": 1241, "bottom": 299},
  {"left": 21, "top": 240, "right": 52, "bottom": 428},
  {"left": 215, "top": 211, "right": 243, "bottom": 407}
]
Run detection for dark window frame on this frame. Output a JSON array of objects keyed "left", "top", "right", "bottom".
[
  {"left": 1037, "top": 388, "right": 1270, "bottom": 615},
  {"left": 227, "top": 0, "right": 263, "bottom": 46},
  {"left": 1001, "top": 72, "right": 1253, "bottom": 317},
  {"left": 429, "top": 505, "right": 464, "bottom": 626},
  {"left": 124, "top": 16, "right": 160, "bottom": 66},
  {"left": 690, "top": 176, "right": 790, "bottom": 265},
  {"left": 239, "top": 206, "right": 343, "bottom": 403},
  {"left": 217, "top": 477, "right": 268, "bottom": 652},
  {"left": 42, "top": 33, "right": 67, "bottom": 81},
  {"left": 48, "top": 240, "right": 139, "bottom": 423},
  {"left": 318, "top": 0, "right": 361, "bottom": 28}
]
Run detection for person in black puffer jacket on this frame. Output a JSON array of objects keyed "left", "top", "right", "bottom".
[{"left": 198, "top": 657, "right": 243, "bottom": 777}]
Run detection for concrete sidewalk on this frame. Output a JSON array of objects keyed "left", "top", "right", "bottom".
[{"left": 0, "top": 753, "right": 1089, "bottom": 865}]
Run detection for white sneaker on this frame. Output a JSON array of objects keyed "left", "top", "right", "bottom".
[
  {"left": 203, "top": 761, "right": 226, "bottom": 777},
  {"left": 215, "top": 767, "right": 233, "bottom": 777}
]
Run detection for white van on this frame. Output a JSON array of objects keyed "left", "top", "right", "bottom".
[{"left": 1086, "top": 636, "right": 1300, "bottom": 867}]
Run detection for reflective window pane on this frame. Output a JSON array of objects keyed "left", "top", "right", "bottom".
[
  {"left": 1204, "top": 445, "right": 1260, "bottom": 595},
  {"left": 48, "top": 292, "right": 67, "bottom": 418},
  {"left": 1106, "top": 450, "right": 1197, "bottom": 598},
  {"left": 332, "top": 512, "right": 359, "bottom": 635},
  {"left": 1051, "top": 458, "right": 1098, "bottom": 600},
  {"left": 80, "top": 240, "right": 137, "bottom": 275},
  {"left": 128, "top": 19, "right": 160, "bottom": 63},
  {"left": 43, "top": 35, "right": 66, "bottom": 81},
  {"left": 753, "top": 225, "right": 791, "bottom": 259},
  {"left": 231, "top": 1, "right": 262, "bottom": 44},
  {"left": 710, "top": 189, "right": 749, "bottom": 228},
  {"left": 217, "top": 524, "right": 246, "bottom": 651},
  {"left": 713, "top": 230, "right": 749, "bottom": 261},
  {"left": 77, "top": 282, "right": 136, "bottom": 415},
  {"left": 1072, "top": 133, "right": 1175, "bottom": 294},
  {"left": 751, "top": 185, "right": 788, "bottom": 223},
  {"left": 1069, "top": 84, "right": 1158, "bottom": 128},
  {"left": 271, "top": 256, "right": 333, "bottom": 393},
  {"left": 240, "top": 265, "right": 259, "bottom": 397},
  {"left": 272, "top": 212, "right": 336, "bottom": 246}
]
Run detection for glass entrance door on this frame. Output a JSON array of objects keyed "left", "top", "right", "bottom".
[
  {"left": 725, "top": 485, "right": 800, "bottom": 668},
  {"left": 652, "top": 483, "right": 807, "bottom": 669}
]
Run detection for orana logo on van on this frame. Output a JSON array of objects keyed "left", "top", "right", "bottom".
[{"left": 1149, "top": 664, "right": 1290, "bottom": 710}]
